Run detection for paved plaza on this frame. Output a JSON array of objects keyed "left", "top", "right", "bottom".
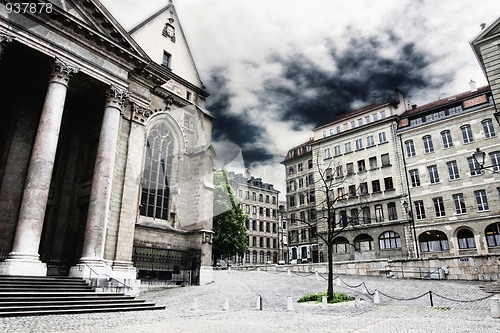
[{"left": 1, "top": 269, "right": 499, "bottom": 333}]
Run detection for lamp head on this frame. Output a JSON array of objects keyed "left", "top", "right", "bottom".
[{"left": 472, "top": 148, "right": 486, "bottom": 167}]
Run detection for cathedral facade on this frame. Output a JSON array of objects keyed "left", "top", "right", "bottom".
[{"left": 0, "top": 0, "right": 214, "bottom": 290}]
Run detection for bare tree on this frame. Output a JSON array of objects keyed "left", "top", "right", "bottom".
[{"left": 289, "top": 152, "right": 371, "bottom": 301}]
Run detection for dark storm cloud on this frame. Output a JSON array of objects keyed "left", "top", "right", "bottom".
[
  {"left": 264, "top": 33, "right": 450, "bottom": 127},
  {"left": 208, "top": 69, "right": 258, "bottom": 139},
  {"left": 206, "top": 31, "right": 452, "bottom": 165}
]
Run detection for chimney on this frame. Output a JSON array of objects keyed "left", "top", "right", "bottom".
[
  {"left": 411, "top": 104, "right": 417, "bottom": 110},
  {"left": 469, "top": 80, "right": 477, "bottom": 93},
  {"left": 480, "top": 23, "right": 486, "bottom": 30}
]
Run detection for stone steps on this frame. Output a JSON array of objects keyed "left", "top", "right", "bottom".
[
  {"left": 479, "top": 282, "right": 500, "bottom": 294},
  {"left": 0, "top": 275, "right": 165, "bottom": 316}
]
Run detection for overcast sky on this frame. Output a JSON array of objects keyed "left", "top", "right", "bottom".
[{"left": 101, "top": 0, "right": 500, "bottom": 194}]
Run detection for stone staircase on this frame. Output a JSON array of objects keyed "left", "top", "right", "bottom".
[
  {"left": 0, "top": 276, "right": 165, "bottom": 316},
  {"left": 479, "top": 281, "right": 500, "bottom": 294}
]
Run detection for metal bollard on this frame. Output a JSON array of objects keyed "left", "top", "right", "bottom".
[
  {"left": 287, "top": 296, "right": 294, "bottom": 311},
  {"left": 256, "top": 295, "right": 263, "bottom": 310},
  {"left": 491, "top": 295, "right": 500, "bottom": 318},
  {"left": 223, "top": 298, "right": 229, "bottom": 311},
  {"left": 192, "top": 298, "right": 198, "bottom": 311},
  {"left": 321, "top": 295, "right": 328, "bottom": 310},
  {"left": 315, "top": 271, "right": 320, "bottom": 280},
  {"left": 287, "top": 269, "right": 291, "bottom": 276},
  {"left": 374, "top": 290, "right": 380, "bottom": 304},
  {"left": 335, "top": 278, "right": 341, "bottom": 287},
  {"left": 355, "top": 294, "right": 361, "bottom": 308}
]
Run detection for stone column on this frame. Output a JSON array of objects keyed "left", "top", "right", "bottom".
[
  {"left": 0, "top": 33, "right": 14, "bottom": 59},
  {"left": 70, "top": 86, "right": 129, "bottom": 277},
  {"left": 0, "top": 58, "right": 78, "bottom": 276}
]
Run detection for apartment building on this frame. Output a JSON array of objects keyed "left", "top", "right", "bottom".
[
  {"left": 228, "top": 172, "right": 280, "bottom": 264},
  {"left": 309, "top": 91, "right": 415, "bottom": 261},
  {"left": 282, "top": 140, "right": 319, "bottom": 263},
  {"left": 398, "top": 85, "right": 500, "bottom": 258}
]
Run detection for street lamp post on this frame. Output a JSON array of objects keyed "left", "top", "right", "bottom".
[
  {"left": 403, "top": 200, "right": 419, "bottom": 259},
  {"left": 472, "top": 148, "right": 500, "bottom": 174}
]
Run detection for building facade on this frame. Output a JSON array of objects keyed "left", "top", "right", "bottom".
[
  {"left": 278, "top": 202, "right": 289, "bottom": 263},
  {"left": 282, "top": 140, "right": 320, "bottom": 263},
  {"left": 0, "top": 0, "right": 214, "bottom": 288},
  {"left": 309, "top": 91, "right": 415, "bottom": 262},
  {"left": 398, "top": 85, "right": 500, "bottom": 258},
  {"left": 228, "top": 172, "right": 280, "bottom": 264},
  {"left": 280, "top": 17, "right": 500, "bottom": 275}
]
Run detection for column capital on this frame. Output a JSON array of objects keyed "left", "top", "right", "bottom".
[
  {"left": 49, "top": 58, "right": 79, "bottom": 86},
  {"left": 0, "top": 33, "right": 14, "bottom": 44},
  {"left": 106, "top": 85, "right": 130, "bottom": 110},
  {"left": 0, "top": 33, "right": 14, "bottom": 58}
]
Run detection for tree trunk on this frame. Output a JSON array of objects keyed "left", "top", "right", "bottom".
[{"left": 327, "top": 243, "right": 334, "bottom": 301}]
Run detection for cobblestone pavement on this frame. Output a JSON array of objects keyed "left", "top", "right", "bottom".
[{"left": 1, "top": 269, "right": 499, "bottom": 332}]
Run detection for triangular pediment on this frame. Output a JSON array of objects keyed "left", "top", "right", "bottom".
[
  {"left": 129, "top": 2, "right": 204, "bottom": 89},
  {"left": 470, "top": 17, "right": 500, "bottom": 77},
  {"left": 44, "top": 0, "right": 149, "bottom": 61},
  {"left": 48, "top": 0, "right": 89, "bottom": 24},
  {"left": 487, "top": 24, "right": 500, "bottom": 38},
  {"left": 471, "top": 17, "right": 500, "bottom": 45}
]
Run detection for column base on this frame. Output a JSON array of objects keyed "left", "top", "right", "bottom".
[
  {"left": 0, "top": 252, "right": 47, "bottom": 276},
  {"left": 69, "top": 258, "right": 112, "bottom": 279},
  {"left": 199, "top": 266, "right": 215, "bottom": 285},
  {"left": 69, "top": 259, "right": 139, "bottom": 295}
]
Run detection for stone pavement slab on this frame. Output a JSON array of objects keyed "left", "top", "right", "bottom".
[{"left": 1, "top": 269, "right": 499, "bottom": 332}]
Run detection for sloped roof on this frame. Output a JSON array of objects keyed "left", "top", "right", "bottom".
[
  {"left": 313, "top": 101, "right": 392, "bottom": 131},
  {"left": 401, "top": 85, "right": 490, "bottom": 117},
  {"left": 282, "top": 138, "right": 314, "bottom": 163}
]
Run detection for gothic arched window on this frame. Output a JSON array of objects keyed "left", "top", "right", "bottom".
[{"left": 140, "top": 122, "right": 174, "bottom": 220}]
